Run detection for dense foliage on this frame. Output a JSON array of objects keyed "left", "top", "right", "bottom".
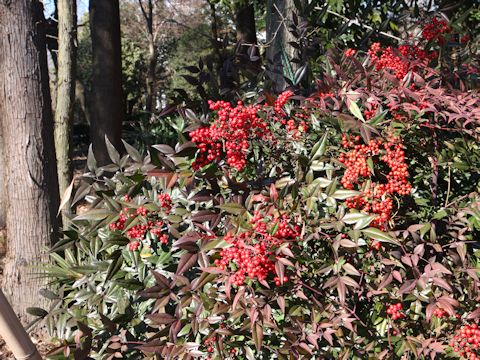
[{"left": 40, "top": 16, "right": 480, "bottom": 360}]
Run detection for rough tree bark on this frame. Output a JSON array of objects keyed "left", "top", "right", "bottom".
[
  {"left": 55, "top": 0, "right": 77, "bottom": 224},
  {"left": 139, "top": 0, "right": 157, "bottom": 116},
  {"left": 0, "top": 0, "right": 60, "bottom": 324},
  {"left": 89, "top": 0, "right": 124, "bottom": 165},
  {"left": 265, "top": 0, "right": 299, "bottom": 92},
  {"left": 235, "top": 1, "right": 260, "bottom": 70},
  {"left": 0, "top": 124, "right": 5, "bottom": 229}
]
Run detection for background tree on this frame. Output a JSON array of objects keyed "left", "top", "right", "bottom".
[
  {"left": 55, "top": 0, "right": 77, "bottom": 224},
  {"left": 0, "top": 0, "right": 60, "bottom": 323},
  {"left": 234, "top": 0, "right": 260, "bottom": 72},
  {"left": 138, "top": 0, "right": 157, "bottom": 116},
  {"left": 89, "top": 0, "right": 124, "bottom": 165},
  {"left": 265, "top": 0, "right": 302, "bottom": 92}
]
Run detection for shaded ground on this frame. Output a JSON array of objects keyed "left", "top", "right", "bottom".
[{"left": 0, "top": 334, "right": 56, "bottom": 359}]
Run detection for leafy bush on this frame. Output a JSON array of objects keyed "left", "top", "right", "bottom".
[{"left": 42, "top": 18, "right": 480, "bottom": 360}]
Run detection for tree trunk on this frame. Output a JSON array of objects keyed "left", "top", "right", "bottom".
[
  {"left": 0, "top": 124, "right": 5, "bottom": 229},
  {"left": 89, "top": 0, "right": 124, "bottom": 165},
  {"left": 55, "top": 0, "right": 77, "bottom": 225},
  {"left": 140, "top": 0, "right": 156, "bottom": 116},
  {"left": 235, "top": 2, "right": 260, "bottom": 70},
  {"left": 146, "top": 39, "right": 156, "bottom": 115},
  {"left": 75, "top": 79, "right": 91, "bottom": 126},
  {"left": 265, "top": 0, "right": 299, "bottom": 92},
  {"left": 0, "top": 0, "right": 60, "bottom": 324},
  {"left": 208, "top": 0, "right": 222, "bottom": 66}
]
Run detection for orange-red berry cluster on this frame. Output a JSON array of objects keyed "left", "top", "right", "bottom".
[
  {"left": 214, "top": 212, "right": 299, "bottom": 286},
  {"left": 108, "top": 193, "right": 172, "bottom": 251},
  {"left": 339, "top": 135, "right": 412, "bottom": 229},
  {"left": 190, "top": 91, "right": 303, "bottom": 171},
  {"left": 450, "top": 323, "right": 480, "bottom": 360},
  {"left": 387, "top": 303, "right": 404, "bottom": 320}
]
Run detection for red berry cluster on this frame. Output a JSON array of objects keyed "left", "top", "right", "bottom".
[
  {"left": 204, "top": 336, "right": 215, "bottom": 355},
  {"left": 368, "top": 43, "right": 412, "bottom": 80},
  {"left": 364, "top": 103, "right": 378, "bottom": 120},
  {"left": 339, "top": 134, "right": 412, "bottom": 229},
  {"left": 422, "top": 17, "right": 451, "bottom": 44},
  {"left": 214, "top": 212, "right": 299, "bottom": 286},
  {"left": 387, "top": 303, "right": 404, "bottom": 320},
  {"left": 108, "top": 194, "right": 172, "bottom": 250},
  {"left": 345, "top": 48, "right": 356, "bottom": 58},
  {"left": 189, "top": 100, "right": 269, "bottom": 171},
  {"left": 367, "top": 42, "right": 436, "bottom": 80},
  {"left": 158, "top": 193, "right": 172, "bottom": 211},
  {"left": 433, "top": 307, "right": 447, "bottom": 318},
  {"left": 461, "top": 35, "right": 471, "bottom": 44},
  {"left": 450, "top": 323, "right": 480, "bottom": 360},
  {"left": 190, "top": 91, "right": 298, "bottom": 171},
  {"left": 274, "top": 90, "right": 294, "bottom": 114}
]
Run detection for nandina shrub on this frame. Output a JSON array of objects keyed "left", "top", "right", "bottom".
[{"left": 42, "top": 19, "right": 480, "bottom": 360}]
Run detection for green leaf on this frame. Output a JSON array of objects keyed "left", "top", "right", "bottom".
[
  {"left": 362, "top": 228, "right": 400, "bottom": 246},
  {"left": 105, "top": 251, "right": 123, "bottom": 282},
  {"left": 311, "top": 132, "right": 329, "bottom": 160},
  {"left": 217, "top": 203, "right": 246, "bottom": 215},
  {"left": 368, "top": 110, "right": 388, "bottom": 125},
  {"left": 114, "top": 279, "right": 144, "bottom": 291},
  {"left": 376, "top": 318, "right": 388, "bottom": 337},
  {"left": 105, "top": 136, "right": 121, "bottom": 165},
  {"left": 122, "top": 139, "right": 142, "bottom": 162},
  {"left": 202, "top": 238, "right": 231, "bottom": 252},
  {"left": 420, "top": 223, "right": 431, "bottom": 238},
  {"left": 26, "top": 307, "right": 48, "bottom": 318},
  {"left": 348, "top": 100, "right": 365, "bottom": 121},
  {"left": 245, "top": 346, "right": 255, "bottom": 360},
  {"left": 87, "top": 144, "right": 97, "bottom": 172},
  {"left": 342, "top": 212, "right": 374, "bottom": 225},
  {"left": 332, "top": 189, "right": 361, "bottom": 200},
  {"left": 432, "top": 209, "right": 448, "bottom": 220},
  {"left": 311, "top": 177, "right": 332, "bottom": 188},
  {"left": 177, "top": 323, "right": 192, "bottom": 337},
  {"left": 74, "top": 209, "right": 115, "bottom": 221}
]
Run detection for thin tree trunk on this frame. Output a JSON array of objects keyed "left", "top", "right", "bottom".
[
  {"left": 265, "top": 0, "right": 298, "bottom": 92},
  {"left": 55, "top": 0, "right": 77, "bottom": 225},
  {"left": 139, "top": 0, "right": 156, "bottom": 115},
  {"left": 208, "top": 0, "right": 222, "bottom": 65},
  {"left": 235, "top": 2, "right": 260, "bottom": 70},
  {"left": 89, "top": 0, "right": 124, "bottom": 165},
  {"left": 146, "top": 39, "right": 156, "bottom": 115},
  {"left": 0, "top": 0, "right": 60, "bottom": 324}
]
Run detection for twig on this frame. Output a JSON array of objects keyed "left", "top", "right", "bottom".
[
  {"left": 299, "top": 280, "right": 373, "bottom": 335},
  {"left": 444, "top": 164, "right": 451, "bottom": 208},
  {"left": 315, "top": 7, "right": 403, "bottom": 42}
]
